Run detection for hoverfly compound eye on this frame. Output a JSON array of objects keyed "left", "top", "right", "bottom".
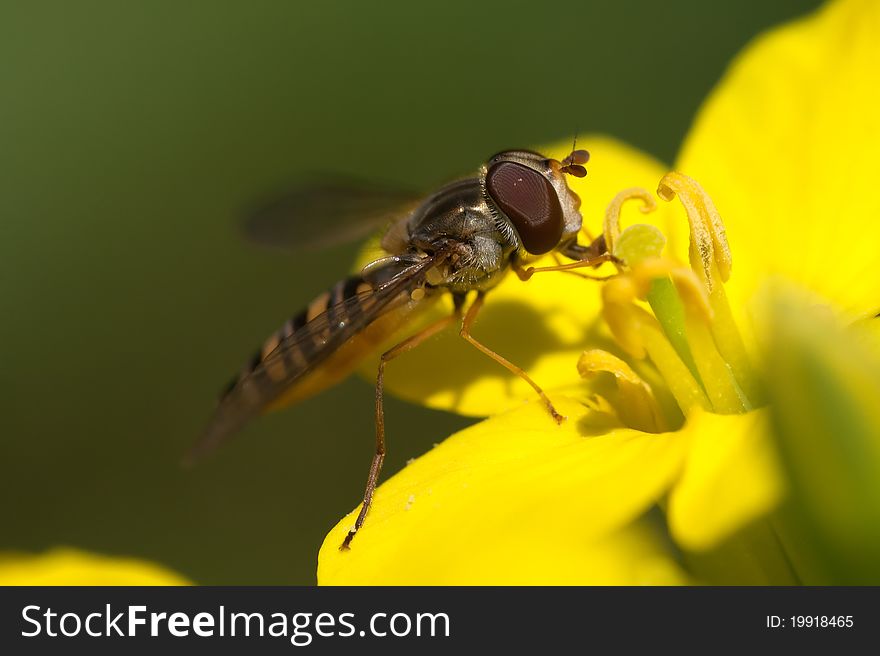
[{"left": 485, "top": 162, "right": 564, "bottom": 255}]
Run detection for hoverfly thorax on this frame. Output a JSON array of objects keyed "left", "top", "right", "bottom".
[{"left": 481, "top": 149, "right": 585, "bottom": 256}]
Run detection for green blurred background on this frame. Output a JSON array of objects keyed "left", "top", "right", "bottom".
[{"left": 0, "top": 0, "right": 822, "bottom": 584}]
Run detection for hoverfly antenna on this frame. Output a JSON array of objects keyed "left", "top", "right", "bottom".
[{"left": 560, "top": 131, "right": 589, "bottom": 178}]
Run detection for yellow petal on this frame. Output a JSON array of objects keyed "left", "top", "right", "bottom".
[
  {"left": 356, "top": 136, "right": 671, "bottom": 417},
  {"left": 0, "top": 548, "right": 191, "bottom": 585},
  {"left": 319, "top": 398, "right": 689, "bottom": 584},
  {"left": 667, "top": 408, "right": 785, "bottom": 552},
  {"left": 676, "top": 0, "right": 880, "bottom": 320}
]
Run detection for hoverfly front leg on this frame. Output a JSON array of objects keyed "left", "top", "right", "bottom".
[
  {"left": 513, "top": 255, "right": 617, "bottom": 281},
  {"left": 514, "top": 235, "right": 620, "bottom": 282},
  {"left": 340, "top": 298, "right": 466, "bottom": 550},
  {"left": 459, "top": 291, "right": 565, "bottom": 423}
]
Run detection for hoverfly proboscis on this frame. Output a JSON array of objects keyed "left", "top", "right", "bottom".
[{"left": 194, "top": 147, "right": 614, "bottom": 549}]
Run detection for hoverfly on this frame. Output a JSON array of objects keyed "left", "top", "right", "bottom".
[{"left": 195, "top": 147, "right": 613, "bottom": 549}]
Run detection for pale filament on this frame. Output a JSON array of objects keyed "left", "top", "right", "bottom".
[{"left": 602, "top": 187, "right": 657, "bottom": 256}]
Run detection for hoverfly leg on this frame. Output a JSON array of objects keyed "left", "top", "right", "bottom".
[
  {"left": 340, "top": 302, "right": 464, "bottom": 550},
  {"left": 514, "top": 253, "right": 619, "bottom": 282},
  {"left": 560, "top": 234, "right": 606, "bottom": 261},
  {"left": 459, "top": 291, "right": 565, "bottom": 424}
]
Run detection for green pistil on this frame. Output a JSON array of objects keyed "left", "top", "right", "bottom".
[
  {"left": 647, "top": 278, "right": 703, "bottom": 385},
  {"left": 614, "top": 224, "right": 703, "bottom": 385}
]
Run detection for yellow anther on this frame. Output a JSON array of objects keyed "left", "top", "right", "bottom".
[
  {"left": 578, "top": 349, "right": 646, "bottom": 387},
  {"left": 603, "top": 187, "right": 657, "bottom": 256},
  {"left": 657, "top": 172, "right": 732, "bottom": 286},
  {"left": 601, "top": 277, "right": 648, "bottom": 358},
  {"left": 578, "top": 349, "right": 667, "bottom": 432},
  {"left": 602, "top": 273, "right": 638, "bottom": 305}
]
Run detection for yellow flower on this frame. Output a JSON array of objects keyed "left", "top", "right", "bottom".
[
  {"left": 0, "top": 548, "right": 191, "bottom": 585},
  {"left": 320, "top": 0, "right": 880, "bottom": 585}
]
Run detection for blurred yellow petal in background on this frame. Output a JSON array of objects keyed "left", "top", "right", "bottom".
[
  {"left": 763, "top": 290, "right": 880, "bottom": 584},
  {"left": 0, "top": 549, "right": 190, "bottom": 586}
]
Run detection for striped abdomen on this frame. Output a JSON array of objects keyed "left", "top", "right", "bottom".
[
  {"left": 194, "top": 259, "right": 436, "bottom": 457},
  {"left": 223, "top": 276, "right": 374, "bottom": 404}
]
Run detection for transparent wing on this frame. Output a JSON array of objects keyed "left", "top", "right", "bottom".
[
  {"left": 255, "top": 258, "right": 430, "bottom": 383},
  {"left": 190, "top": 254, "right": 441, "bottom": 460},
  {"left": 243, "top": 176, "right": 422, "bottom": 251}
]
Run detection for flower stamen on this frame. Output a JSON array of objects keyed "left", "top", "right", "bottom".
[
  {"left": 657, "top": 172, "right": 732, "bottom": 286},
  {"left": 578, "top": 349, "right": 668, "bottom": 432},
  {"left": 603, "top": 188, "right": 658, "bottom": 257},
  {"left": 608, "top": 222, "right": 706, "bottom": 388},
  {"left": 600, "top": 276, "right": 711, "bottom": 416},
  {"left": 588, "top": 172, "right": 763, "bottom": 425},
  {"left": 657, "top": 173, "right": 761, "bottom": 406}
]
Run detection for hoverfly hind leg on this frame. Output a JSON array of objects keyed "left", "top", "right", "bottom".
[{"left": 340, "top": 302, "right": 464, "bottom": 550}]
